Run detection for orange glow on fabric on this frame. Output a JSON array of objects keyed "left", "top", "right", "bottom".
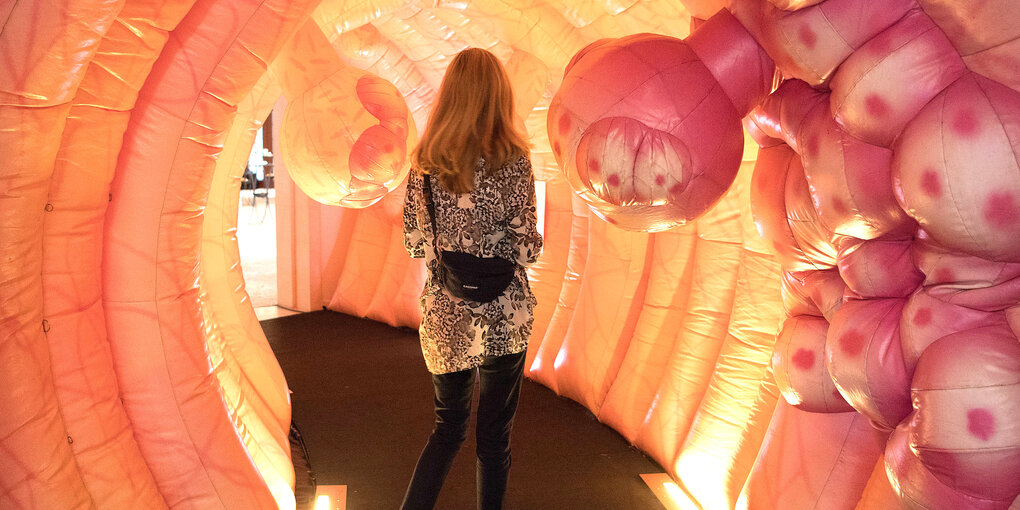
[
  {"left": 272, "top": 20, "right": 416, "bottom": 208},
  {"left": 4, "top": 0, "right": 1020, "bottom": 508}
]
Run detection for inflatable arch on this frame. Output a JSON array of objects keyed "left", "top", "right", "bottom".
[{"left": 1, "top": 0, "right": 1018, "bottom": 508}]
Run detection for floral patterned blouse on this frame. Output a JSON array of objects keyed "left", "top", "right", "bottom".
[{"left": 403, "top": 155, "right": 543, "bottom": 374}]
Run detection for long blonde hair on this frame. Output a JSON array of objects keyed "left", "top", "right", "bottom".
[{"left": 412, "top": 48, "right": 530, "bottom": 193}]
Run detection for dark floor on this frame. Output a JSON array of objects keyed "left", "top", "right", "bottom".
[{"left": 263, "top": 310, "right": 665, "bottom": 510}]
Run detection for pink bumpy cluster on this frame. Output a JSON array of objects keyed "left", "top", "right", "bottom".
[{"left": 549, "top": 0, "right": 1020, "bottom": 507}]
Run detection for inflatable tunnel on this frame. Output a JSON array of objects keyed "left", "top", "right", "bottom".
[{"left": 1, "top": 0, "right": 1018, "bottom": 508}]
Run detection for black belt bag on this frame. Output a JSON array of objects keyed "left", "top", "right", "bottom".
[
  {"left": 437, "top": 250, "right": 515, "bottom": 302},
  {"left": 422, "top": 174, "right": 516, "bottom": 303}
]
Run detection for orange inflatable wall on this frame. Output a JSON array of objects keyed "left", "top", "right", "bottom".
[{"left": 2, "top": 0, "right": 1018, "bottom": 509}]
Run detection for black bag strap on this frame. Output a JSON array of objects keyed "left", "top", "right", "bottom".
[{"left": 420, "top": 172, "right": 441, "bottom": 259}]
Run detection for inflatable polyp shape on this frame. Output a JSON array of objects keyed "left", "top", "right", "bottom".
[
  {"left": 899, "top": 287, "right": 1010, "bottom": 371},
  {"left": 348, "top": 75, "right": 411, "bottom": 183},
  {"left": 277, "top": 21, "right": 415, "bottom": 209},
  {"left": 885, "top": 417, "right": 1009, "bottom": 509},
  {"left": 349, "top": 124, "right": 407, "bottom": 182},
  {"left": 282, "top": 71, "right": 393, "bottom": 207},
  {"left": 909, "top": 326, "right": 1020, "bottom": 502},
  {"left": 733, "top": 1, "right": 848, "bottom": 85},
  {"left": 892, "top": 73, "right": 1020, "bottom": 262},
  {"left": 829, "top": 9, "right": 966, "bottom": 148},
  {"left": 836, "top": 237, "right": 922, "bottom": 299},
  {"left": 773, "top": 314, "right": 854, "bottom": 412},
  {"left": 574, "top": 116, "right": 692, "bottom": 207},
  {"left": 748, "top": 79, "right": 827, "bottom": 154},
  {"left": 549, "top": 32, "right": 742, "bottom": 231},
  {"left": 354, "top": 75, "right": 409, "bottom": 137},
  {"left": 799, "top": 109, "right": 914, "bottom": 239},
  {"left": 825, "top": 298, "right": 911, "bottom": 429},
  {"left": 735, "top": 0, "right": 914, "bottom": 85}
]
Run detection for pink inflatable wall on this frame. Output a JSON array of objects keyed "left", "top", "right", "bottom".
[{"left": 2, "top": 0, "right": 1018, "bottom": 508}]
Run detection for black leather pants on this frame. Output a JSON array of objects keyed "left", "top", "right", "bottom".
[{"left": 400, "top": 350, "right": 527, "bottom": 510}]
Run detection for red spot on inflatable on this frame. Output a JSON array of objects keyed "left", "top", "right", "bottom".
[
  {"left": 869, "top": 32, "right": 892, "bottom": 55},
  {"left": 804, "top": 135, "right": 819, "bottom": 157},
  {"left": 559, "top": 113, "right": 572, "bottom": 135},
  {"left": 589, "top": 159, "right": 601, "bottom": 174},
  {"left": 669, "top": 183, "right": 683, "bottom": 195},
  {"left": 865, "top": 94, "right": 890, "bottom": 118},
  {"left": 934, "top": 267, "right": 955, "bottom": 283},
  {"left": 839, "top": 331, "right": 866, "bottom": 356},
  {"left": 967, "top": 408, "right": 995, "bottom": 441},
  {"left": 920, "top": 169, "right": 942, "bottom": 198},
  {"left": 607, "top": 174, "right": 620, "bottom": 187},
  {"left": 655, "top": 174, "right": 665, "bottom": 186},
  {"left": 832, "top": 197, "right": 848, "bottom": 216},
  {"left": 983, "top": 192, "right": 1018, "bottom": 229},
  {"left": 952, "top": 110, "right": 979, "bottom": 137},
  {"left": 913, "top": 308, "right": 932, "bottom": 326},
  {"left": 792, "top": 348, "right": 815, "bottom": 370},
  {"left": 798, "top": 25, "right": 817, "bottom": 49}
]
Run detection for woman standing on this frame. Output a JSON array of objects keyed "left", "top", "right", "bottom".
[{"left": 400, "top": 47, "right": 543, "bottom": 509}]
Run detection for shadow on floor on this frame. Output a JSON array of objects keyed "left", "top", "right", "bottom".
[{"left": 263, "top": 310, "right": 666, "bottom": 510}]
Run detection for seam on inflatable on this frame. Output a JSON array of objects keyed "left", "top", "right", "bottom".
[
  {"left": 831, "top": 17, "right": 933, "bottom": 114},
  {"left": 811, "top": 413, "right": 861, "bottom": 510},
  {"left": 975, "top": 76, "right": 1020, "bottom": 175},
  {"left": 935, "top": 80, "right": 978, "bottom": 248}
]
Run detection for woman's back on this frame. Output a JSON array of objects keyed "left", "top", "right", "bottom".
[
  {"left": 402, "top": 153, "right": 542, "bottom": 374},
  {"left": 413, "top": 155, "right": 536, "bottom": 261},
  {"left": 399, "top": 46, "right": 541, "bottom": 510}
]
